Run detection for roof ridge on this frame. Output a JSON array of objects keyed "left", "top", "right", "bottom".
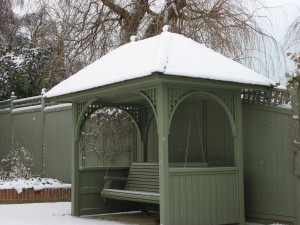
[{"left": 151, "top": 31, "right": 172, "bottom": 74}]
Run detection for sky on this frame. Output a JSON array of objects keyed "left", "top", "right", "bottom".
[{"left": 251, "top": 0, "right": 300, "bottom": 82}]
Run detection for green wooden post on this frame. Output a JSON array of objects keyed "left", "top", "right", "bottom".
[
  {"left": 234, "top": 91, "right": 245, "bottom": 225},
  {"left": 41, "top": 91, "right": 46, "bottom": 177},
  {"left": 71, "top": 101, "right": 80, "bottom": 216},
  {"left": 10, "top": 92, "right": 16, "bottom": 149},
  {"left": 292, "top": 85, "right": 300, "bottom": 225},
  {"left": 156, "top": 83, "right": 170, "bottom": 225}
]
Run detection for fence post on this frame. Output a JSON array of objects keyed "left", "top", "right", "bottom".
[
  {"left": 10, "top": 92, "right": 17, "bottom": 150},
  {"left": 41, "top": 88, "right": 47, "bottom": 178},
  {"left": 291, "top": 85, "right": 300, "bottom": 225}
]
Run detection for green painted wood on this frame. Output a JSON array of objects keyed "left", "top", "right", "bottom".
[
  {"left": 234, "top": 92, "right": 245, "bottom": 225},
  {"left": 79, "top": 167, "right": 137, "bottom": 216},
  {"left": 169, "top": 168, "right": 240, "bottom": 225},
  {"left": 0, "top": 112, "right": 12, "bottom": 159},
  {"left": 44, "top": 109, "right": 72, "bottom": 182},
  {"left": 101, "top": 163, "right": 159, "bottom": 204},
  {"left": 13, "top": 110, "right": 44, "bottom": 175},
  {"left": 147, "top": 117, "right": 158, "bottom": 162},
  {"left": 72, "top": 102, "right": 80, "bottom": 216},
  {"left": 156, "top": 83, "right": 170, "bottom": 225},
  {"left": 243, "top": 104, "right": 297, "bottom": 224}
]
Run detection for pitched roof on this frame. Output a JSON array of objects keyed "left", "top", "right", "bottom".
[{"left": 45, "top": 29, "right": 275, "bottom": 98}]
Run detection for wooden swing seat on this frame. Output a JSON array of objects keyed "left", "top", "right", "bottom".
[{"left": 101, "top": 163, "right": 159, "bottom": 204}]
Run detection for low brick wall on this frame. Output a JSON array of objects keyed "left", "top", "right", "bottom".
[{"left": 0, "top": 188, "right": 71, "bottom": 204}]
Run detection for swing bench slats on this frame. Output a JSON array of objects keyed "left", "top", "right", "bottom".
[{"left": 101, "top": 163, "right": 160, "bottom": 204}]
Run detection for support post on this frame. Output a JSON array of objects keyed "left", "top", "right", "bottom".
[
  {"left": 234, "top": 91, "right": 245, "bottom": 225},
  {"left": 292, "top": 85, "right": 300, "bottom": 225},
  {"left": 10, "top": 92, "right": 16, "bottom": 150},
  {"left": 71, "top": 101, "right": 80, "bottom": 216},
  {"left": 156, "top": 83, "right": 170, "bottom": 225}
]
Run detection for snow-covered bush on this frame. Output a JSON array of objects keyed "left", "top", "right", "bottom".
[
  {"left": 285, "top": 52, "right": 300, "bottom": 89},
  {"left": 0, "top": 146, "right": 33, "bottom": 180}
]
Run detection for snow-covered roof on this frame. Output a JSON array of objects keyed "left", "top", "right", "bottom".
[{"left": 45, "top": 28, "right": 275, "bottom": 98}]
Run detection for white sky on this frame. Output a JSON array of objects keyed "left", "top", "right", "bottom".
[{"left": 259, "top": 0, "right": 300, "bottom": 81}]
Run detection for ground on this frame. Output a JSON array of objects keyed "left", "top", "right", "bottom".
[
  {"left": 0, "top": 202, "right": 159, "bottom": 225},
  {"left": 0, "top": 202, "right": 279, "bottom": 225}
]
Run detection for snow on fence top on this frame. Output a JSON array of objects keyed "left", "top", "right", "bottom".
[
  {"left": 0, "top": 94, "right": 71, "bottom": 112},
  {"left": 45, "top": 29, "right": 276, "bottom": 98}
]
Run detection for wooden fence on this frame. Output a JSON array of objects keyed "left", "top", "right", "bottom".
[{"left": 0, "top": 93, "right": 72, "bottom": 182}]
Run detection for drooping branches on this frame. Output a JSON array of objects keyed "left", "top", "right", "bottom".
[{"left": 40, "top": 0, "right": 278, "bottom": 78}]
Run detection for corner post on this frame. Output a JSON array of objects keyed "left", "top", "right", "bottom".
[
  {"left": 71, "top": 101, "right": 80, "bottom": 216},
  {"left": 292, "top": 85, "right": 300, "bottom": 225},
  {"left": 10, "top": 92, "right": 17, "bottom": 149},
  {"left": 156, "top": 83, "right": 170, "bottom": 225},
  {"left": 234, "top": 91, "right": 245, "bottom": 225}
]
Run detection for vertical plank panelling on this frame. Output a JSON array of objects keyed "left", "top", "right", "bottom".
[
  {"left": 185, "top": 175, "right": 193, "bottom": 224},
  {"left": 169, "top": 169, "right": 239, "bottom": 225},
  {"left": 168, "top": 100, "right": 234, "bottom": 165},
  {"left": 147, "top": 117, "right": 158, "bottom": 162},
  {"left": 221, "top": 173, "right": 229, "bottom": 223},
  {"left": 215, "top": 174, "right": 223, "bottom": 224},
  {"left": 172, "top": 176, "right": 180, "bottom": 225},
  {"left": 198, "top": 173, "right": 206, "bottom": 225},
  {"left": 179, "top": 176, "right": 187, "bottom": 225},
  {"left": 243, "top": 104, "right": 296, "bottom": 223},
  {"left": 204, "top": 174, "right": 212, "bottom": 225},
  {"left": 210, "top": 175, "right": 217, "bottom": 225},
  {"left": 0, "top": 112, "right": 11, "bottom": 159},
  {"left": 192, "top": 175, "right": 199, "bottom": 225}
]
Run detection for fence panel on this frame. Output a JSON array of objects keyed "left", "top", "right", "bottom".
[{"left": 243, "top": 103, "right": 297, "bottom": 224}]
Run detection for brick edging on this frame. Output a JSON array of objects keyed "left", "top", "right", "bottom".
[{"left": 0, "top": 188, "right": 71, "bottom": 204}]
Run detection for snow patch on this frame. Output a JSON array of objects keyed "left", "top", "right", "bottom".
[{"left": 0, "top": 178, "right": 71, "bottom": 194}]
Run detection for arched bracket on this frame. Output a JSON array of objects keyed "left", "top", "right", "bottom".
[
  {"left": 75, "top": 100, "right": 144, "bottom": 144},
  {"left": 169, "top": 90, "right": 237, "bottom": 137}
]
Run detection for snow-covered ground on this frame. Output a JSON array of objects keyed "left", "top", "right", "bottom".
[
  {"left": 0, "top": 202, "right": 125, "bottom": 225},
  {"left": 0, "top": 201, "right": 284, "bottom": 225}
]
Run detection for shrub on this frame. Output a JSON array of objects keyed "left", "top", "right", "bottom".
[{"left": 0, "top": 146, "right": 33, "bottom": 180}]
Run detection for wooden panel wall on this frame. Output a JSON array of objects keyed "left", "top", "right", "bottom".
[
  {"left": 44, "top": 109, "right": 72, "bottom": 182},
  {"left": 169, "top": 168, "right": 240, "bottom": 225},
  {"left": 79, "top": 167, "right": 138, "bottom": 216},
  {"left": 243, "top": 104, "right": 297, "bottom": 224},
  {"left": 0, "top": 112, "right": 12, "bottom": 159},
  {"left": 147, "top": 100, "right": 234, "bottom": 166},
  {"left": 0, "top": 105, "right": 72, "bottom": 182},
  {"left": 206, "top": 101, "right": 234, "bottom": 166},
  {"left": 13, "top": 110, "right": 44, "bottom": 175}
]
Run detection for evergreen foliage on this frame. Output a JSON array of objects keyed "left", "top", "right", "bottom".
[{"left": 0, "top": 45, "right": 65, "bottom": 100}]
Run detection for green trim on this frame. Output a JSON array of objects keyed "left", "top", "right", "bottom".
[{"left": 169, "top": 167, "right": 239, "bottom": 174}]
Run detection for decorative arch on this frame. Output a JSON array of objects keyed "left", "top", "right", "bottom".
[
  {"left": 75, "top": 100, "right": 143, "bottom": 143},
  {"left": 169, "top": 91, "right": 237, "bottom": 137}
]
